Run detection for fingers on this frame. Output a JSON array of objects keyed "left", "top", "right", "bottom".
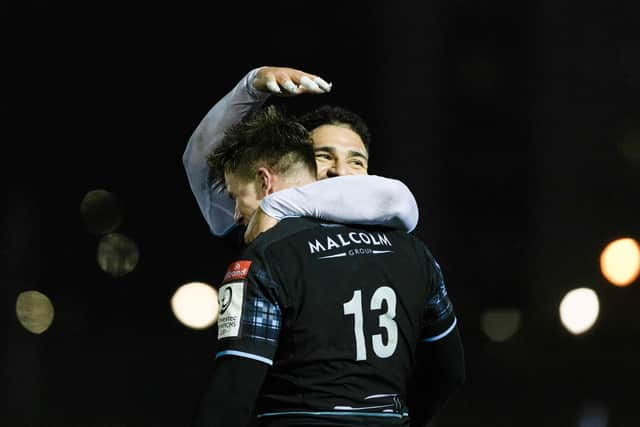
[
  {"left": 260, "top": 73, "right": 296, "bottom": 95},
  {"left": 297, "top": 75, "right": 332, "bottom": 94},
  {"left": 299, "top": 76, "right": 321, "bottom": 93},
  {"left": 282, "top": 80, "right": 299, "bottom": 94},
  {"left": 265, "top": 79, "right": 282, "bottom": 94},
  {"left": 280, "top": 74, "right": 332, "bottom": 95},
  {"left": 256, "top": 66, "right": 332, "bottom": 96},
  {"left": 305, "top": 76, "right": 332, "bottom": 92}
]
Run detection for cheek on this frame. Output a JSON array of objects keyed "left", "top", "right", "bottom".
[
  {"left": 236, "top": 198, "right": 252, "bottom": 213},
  {"left": 241, "top": 196, "right": 260, "bottom": 212},
  {"left": 350, "top": 166, "right": 368, "bottom": 176},
  {"left": 315, "top": 164, "right": 330, "bottom": 179}
]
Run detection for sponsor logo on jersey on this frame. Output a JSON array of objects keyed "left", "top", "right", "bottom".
[
  {"left": 218, "top": 281, "right": 244, "bottom": 339},
  {"left": 222, "top": 260, "right": 252, "bottom": 283},
  {"left": 308, "top": 232, "right": 393, "bottom": 255},
  {"left": 220, "top": 286, "right": 233, "bottom": 314}
]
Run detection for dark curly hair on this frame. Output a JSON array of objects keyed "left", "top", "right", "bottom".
[
  {"left": 207, "top": 105, "right": 316, "bottom": 188},
  {"left": 296, "top": 105, "right": 371, "bottom": 155}
]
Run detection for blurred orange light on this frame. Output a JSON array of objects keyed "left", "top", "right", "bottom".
[{"left": 600, "top": 237, "right": 640, "bottom": 287}]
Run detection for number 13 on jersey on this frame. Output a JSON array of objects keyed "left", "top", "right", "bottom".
[{"left": 343, "top": 286, "right": 398, "bottom": 361}]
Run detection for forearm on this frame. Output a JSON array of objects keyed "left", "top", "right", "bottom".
[
  {"left": 192, "top": 356, "right": 268, "bottom": 427},
  {"left": 408, "top": 327, "right": 465, "bottom": 427},
  {"left": 182, "top": 68, "right": 270, "bottom": 236},
  {"left": 260, "top": 175, "right": 420, "bottom": 231},
  {"left": 183, "top": 68, "right": 269, "bottom": 166}
]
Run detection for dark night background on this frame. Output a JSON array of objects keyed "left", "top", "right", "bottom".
[{"left": 4, "top": 1, "right": 640, "bottom": 426}]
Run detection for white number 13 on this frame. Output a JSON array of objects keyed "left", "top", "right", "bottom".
[{"left": 343, "top": 286, "right": 398, "bottom": 360}]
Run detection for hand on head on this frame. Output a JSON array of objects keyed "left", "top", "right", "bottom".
[{"left": 253, "top": 66, "right": 332, "bottom": 96}]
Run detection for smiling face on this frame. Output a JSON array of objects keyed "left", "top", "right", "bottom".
[{"left": 310, "top": 124, "right": 369, "bottom": 179}]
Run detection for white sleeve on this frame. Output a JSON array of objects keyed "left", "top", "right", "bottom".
[
  {"left": 260, "top": 175, "right": 420, "bottom": 232},
  {"left": 182, "top": 68, "right": 270, "bottom": 236}
]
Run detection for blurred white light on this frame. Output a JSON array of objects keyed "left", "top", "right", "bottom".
[
  {"left": 559, "top": 288, "right": 599, "bottom": 335},
  {"left": 600, "top": 237, "right": 640, "bottom": 287},
  {"left": 481, "top": 308, "right": 521, "bottom": 342},
  {"left": 16, "top": 291, "right": 55, "bottom": 334},
  {"left": 171, "top": 282, "right": 219, "bottom": 329}
]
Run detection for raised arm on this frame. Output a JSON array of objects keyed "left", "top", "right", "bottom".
[
  {"left": 254, "top": 174, "right": 419, "bottom": 234},
  {"left": 183, "top": 67, "right": 331, "bottom": 236},
  {"left": 182, "top": 68, "right": 269, "bottom": 236}
]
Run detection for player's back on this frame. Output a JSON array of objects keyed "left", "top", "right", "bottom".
[{"left": 240, "top": 218, "right": 441, "bottom": 426}]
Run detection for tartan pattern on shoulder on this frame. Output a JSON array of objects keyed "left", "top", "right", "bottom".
[{"left": 241, "top": 296, "right": 282, "bottom": 343}]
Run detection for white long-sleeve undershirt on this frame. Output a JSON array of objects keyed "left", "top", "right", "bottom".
[
  {"left": 261, "top": 175, "right": 418, "bottom": 231},
  {"left": 182, "top": 69, "right": 420, "bottom": 236}
]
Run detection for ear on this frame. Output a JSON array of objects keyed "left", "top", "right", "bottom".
[{"left": 255, "top": 167, "right": 276, "bottom": 196}]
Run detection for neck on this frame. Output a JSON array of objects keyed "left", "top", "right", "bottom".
[
  {"left": 271, "top": 172, "right": 316, "bottom": 193},
  {"left": 281, "top": 174, "right": 315, "bottom": 188}
]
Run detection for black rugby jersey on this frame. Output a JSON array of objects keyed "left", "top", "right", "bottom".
[{"left": 215, "top": 218, "right": 457, "bottom": 426}]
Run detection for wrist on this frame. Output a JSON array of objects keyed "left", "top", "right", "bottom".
[{"left": 245, "top": 68, "right": 272, "bottom": 99}]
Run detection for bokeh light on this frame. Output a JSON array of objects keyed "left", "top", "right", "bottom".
[
  {"left": 80, "top": 189, "right": 124, "bottom": 235},
  {"left": 171, "top": 282, "right": 219, "bottom": 329},
  {"left": 97, "top": 233, "right": 140, "bottom": 277},
  {"left": 481, "top": 308, "right": 521, "bottom": 342},
  {"left": 559, "top": 288, "right": 599, "bottom": 335},
  {"left": 16, "top": 291, "right": 55, "bottom": 334},
  {"left": 600, "top": 237, "right": 640, "bottom": 287}
]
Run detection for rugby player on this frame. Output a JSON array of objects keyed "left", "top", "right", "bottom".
[
  {"left": 183, "top": 66, "right": 419, "bottom": 244},
  {"left": 192, "top": 106, "right": 465, "bottom": 427}
]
